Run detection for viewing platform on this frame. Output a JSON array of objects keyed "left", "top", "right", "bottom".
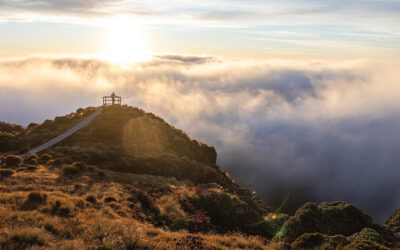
[{"left": 103, "top": 92, "right": 121, "bottom": 105}]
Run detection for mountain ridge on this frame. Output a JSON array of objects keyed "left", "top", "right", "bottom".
[{"left": 0, "top": 105, "right": 399, "bottom": 249}]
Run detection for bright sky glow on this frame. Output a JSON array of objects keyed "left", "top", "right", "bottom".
[
  {"left": 0, "top": 0, "right": 399, "bottom": 60},
  {"left": 103, "top": 16, "right": 150, "bottom": 64}
]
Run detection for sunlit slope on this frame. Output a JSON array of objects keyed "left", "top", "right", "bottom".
[
  {"left": 2, "top": 105, "right": 226, "bottom": 184},
  {"left": 46, "top": 105, "right": 216, "bottom": 165}
]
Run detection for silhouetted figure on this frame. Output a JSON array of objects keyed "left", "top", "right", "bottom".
[{"left": 111, "top": 92, "right": 116, "bottom": 105}]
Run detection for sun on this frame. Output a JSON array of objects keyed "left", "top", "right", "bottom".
[{"left": 104, "top": 16, "right": 150, "bottom": 64}]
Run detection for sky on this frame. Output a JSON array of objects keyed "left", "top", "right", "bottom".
[
  {"left": 0, "top": 0, "right": 400, "bottom": 60},
  {"left": 1, "top": 0, "right": 400, "bottom": 222}
]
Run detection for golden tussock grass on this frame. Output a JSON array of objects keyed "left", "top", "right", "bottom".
[{"left": 0, "top": 159, "right": 271, "bottom": 249}]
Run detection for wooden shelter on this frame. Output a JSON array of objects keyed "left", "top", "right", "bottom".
[{"left": 103, "top": 92, "right": 121, "bottom": 105}]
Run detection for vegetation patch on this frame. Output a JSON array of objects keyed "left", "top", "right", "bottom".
[
  {"left": 24, "top": 154, "right": 38, "bottom": 165},
  {"left": 4, "top": 155, "right": 22, "bottom": 168},
  {"left": 21, "top": 191, "right": 48, "bottom": 210},
  {"left": 0, "top": 169, "right": 14, "bottom": 178},
  {"left": 0, "top": 228, "right": 48, "bottom": 249},
  {"left": 62, "top": 164, "right": 81, "bottom": 175}
]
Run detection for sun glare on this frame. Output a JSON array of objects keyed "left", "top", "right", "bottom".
[{"left": 104, "top": 16, "right": 150, "bottom": 64}]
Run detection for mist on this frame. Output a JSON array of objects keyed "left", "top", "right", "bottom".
[{"left": 1, "top": 55, "right": 400, "bottom": 222}]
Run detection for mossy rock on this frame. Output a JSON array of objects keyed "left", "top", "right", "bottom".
[
  {"left": 342, "top": 240, "right": 389, "bottom": 250},
  {"left": 188, "top": 188, "right": 271, "bottom": 236},
  {"left": 277, "top": 201, "right": 373, "bottom": 242},
  {"left": 291, "top": 232, "right": 348, "bottom": 250},
  {"left": 348, "top": 228, "right": 385, "bottom": 245}
]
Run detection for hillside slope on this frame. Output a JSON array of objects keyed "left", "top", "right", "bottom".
[{"left": 0, "top": 105, "right": 399, "bottom": 249}]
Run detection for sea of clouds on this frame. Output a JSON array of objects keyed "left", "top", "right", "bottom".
[{"left": 1, "top": 55, "right": 400, "bottom": 222}]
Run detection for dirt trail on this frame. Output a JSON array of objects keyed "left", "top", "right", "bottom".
[{"left": 19, "top": 107, "right": 103, "bottom": 157}]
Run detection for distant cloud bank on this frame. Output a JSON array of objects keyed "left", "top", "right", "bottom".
[{"left": 1, "top": 55, "right": 400, "bottom": 222}]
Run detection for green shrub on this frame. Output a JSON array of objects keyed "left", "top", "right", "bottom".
[
  {"left": 4, "top": 155, "right": 22, "bottom": 168},
  {"left": 62, "top": 164, "right": 80, "bottom": 175},
  {"left": 24, "top": 154, "right": 38, "bottom": 164},
  {"left": 0, "top": 169, "right": 14, "bottom": 177}
]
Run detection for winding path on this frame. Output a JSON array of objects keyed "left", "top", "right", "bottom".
[{"left": 19, "top": 107, "right": 103, "bottom": 158}]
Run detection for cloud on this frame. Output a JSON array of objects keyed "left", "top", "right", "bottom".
[
  {"left": 1, "top": 0, "right": 399, "bottom": 32},
  {"left": 1, "top": 55, "right": 400, "bottom": 222},
  {"left": 151, "top": 54, "right": 219, "bottom": 65}
]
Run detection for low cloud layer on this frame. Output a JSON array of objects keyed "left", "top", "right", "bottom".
[{"left": 1, "top": 55, "right": 400, "bottom": 222}]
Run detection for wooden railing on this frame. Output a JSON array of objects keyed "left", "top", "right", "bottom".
[{"left": 102, "top": 96, "right": 121, "bottom": 105}]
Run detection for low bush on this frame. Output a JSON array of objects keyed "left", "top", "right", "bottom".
[
  {"left": 86, "top": 195, "right": 97, "bottom": 204},
  {"left": 129, "top": 188, "right": 158, "bottom": 213},
  {"left": 278, "top": 201, "right": 373, "bottom": 242},
  {"left": 39, "top": 153, "right": 52, "bottom": 163},
  {"left": 347, "top": 228, "right": 385, "bottom": 245},
  {"left": 26, "top": 165, "right": 38, "bottom": 171},
  {"left": 62, "top": 164, "right": 80, "bottom": 175},
  {"left": 54, "top": 158, "right": 73, "bottom": 166},
  {"left": 42, "top": 217, "right": 74, "bottom": 238},
  {"left": 343, "top": 240, "right": 389, "bottom": 250},
  {"left": 53, "top": 158, "right": 66, "bottom": 166},
  {"left": 26, "top": 191, "right": 47, "bottom": 204},
  {"left": 97, "top": 171, "right": 106, "bottom": 177},
  {"left": 73, "top": 162, "right": 86, "bottom": 171},
  {"left": 17, "top": 147, "right": 29, "bottom": 155},
  {"left": 27, "top": 122, "right": 39, "bottom": 130},
  {"left": 291, "top": 233, "right": 329, "bottom": 249},
  {"left": 157, "top": 195, "right": 186, "bottom": 220},
  {"left": 0, "top": 169, "right": 14, "bottom": 177},
  {"left": 0, "top": 155, "right": 5, "bottom": 164},
  {"left": 50, "top": 200, "right": 71, "bottom": 217},
  {"left": 4, "top": 155, "right": 22, "bottom": 168},
  {"left": 0, "top": 228, "right": 48, "bottom": 249},
  {"left": 24, "top": 154, "right": 38, "bottom": 164},
  {"left": 104, "top": 196, "right": 117, "bottom": 203}
]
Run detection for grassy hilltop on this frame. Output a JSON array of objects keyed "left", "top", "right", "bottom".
[{"left": 0, "top": 105, "right": 399, "bottom": 249}]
